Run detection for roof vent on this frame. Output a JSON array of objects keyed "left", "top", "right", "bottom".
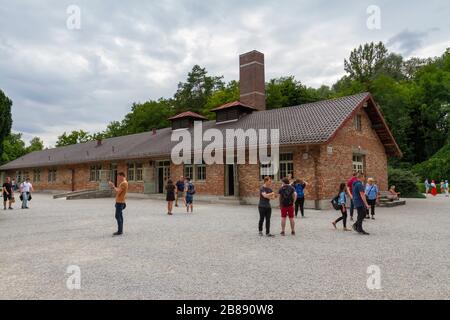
[{"left": 168, "top": 111, "right": 207, "bottom": 130}]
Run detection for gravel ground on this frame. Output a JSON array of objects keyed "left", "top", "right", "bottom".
[{"left": 0, "top": 193, "right": 449, "bottom": 300}]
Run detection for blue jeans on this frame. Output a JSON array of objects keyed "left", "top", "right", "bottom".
[
  {"left": 115, "top": 203, "right": 126, "bottom": 233},
  {"left": 21, "top": 192, "right": 28, "bottom": 208}
]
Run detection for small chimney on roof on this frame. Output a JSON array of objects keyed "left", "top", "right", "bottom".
[{"left": 239, "top": 50, "right": 266, "bottom": 111}]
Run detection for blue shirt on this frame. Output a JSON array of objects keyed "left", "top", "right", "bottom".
[
  {"left": 294, "top": 183, "right": 305, "bottom": 197},
  {"left": 338, "top": 191, "right": 346, "bottom": 205},
  {"left": 352, "top": 180, "right": 365, "bottom": 208},
  {"left": 365, "top": 184, "right": 378, "bottom": 200}
]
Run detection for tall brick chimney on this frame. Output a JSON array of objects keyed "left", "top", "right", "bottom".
[{"left": 239, "top": 50, "right": 266, "bottom": 111}]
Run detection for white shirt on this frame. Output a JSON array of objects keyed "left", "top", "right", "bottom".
[{"left": 21, "top": 182, "right": 32, "bottom": 192}]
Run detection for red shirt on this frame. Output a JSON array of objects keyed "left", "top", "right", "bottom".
[{"left": 347, "top": 177, "right": 358, "bottom": 190}]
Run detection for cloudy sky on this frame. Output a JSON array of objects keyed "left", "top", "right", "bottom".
[{"left": 1, "top": 0, "right": 449, "bottom": 146}]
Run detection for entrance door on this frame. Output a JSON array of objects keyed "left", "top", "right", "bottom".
[
  {"left": 156, "top": 161, "right": 171, "bottom": 194},
  {"left": 225, "top": 164, "right": 235, "bottom": 196},
  {"left": 110, "top": 164, "right": 118, "bottom": 187}
]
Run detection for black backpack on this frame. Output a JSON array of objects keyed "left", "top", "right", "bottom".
[
  {"left": 280, "top": 185, "right": 294, "bottom": 207},
  {"left": 331, "top": 195, "right": 340, "bottom": 210}
]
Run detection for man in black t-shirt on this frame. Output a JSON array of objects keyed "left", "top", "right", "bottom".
[{"left": 2, "top": 176, "right": 14, "bottom": 210}]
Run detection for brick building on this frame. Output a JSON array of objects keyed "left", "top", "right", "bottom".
[{"left": 0, "top": 50, "right": 401, "bottom": 209}]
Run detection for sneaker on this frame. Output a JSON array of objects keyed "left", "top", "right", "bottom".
[
  {"left": 175, "top": 204, "right": 179, "bottom": 207},
  {"left": 8, "top": 207, "right": 13, "bottom": 210},
  {"left": 359, "top": 231, "right": 370, "bottom": 235},
  {"left": 332, "top": 221, "right": 337, "bottom": 229},
  {"left": 291, "top": 231, "right": 296, "bottom": 236},
  {"left": 371, "top": 216, "right": 375, "bottom": 220},
  {"left": 259, "top": 231, "right": 263, "bottom": 236},
  {"left": 112, "top": 232, "right": 123, "bottom": 236},
  {"left": 280, "top": 231, "right": 285, "bottom": 236},
  {"left": 266, "top": 234, "right": 275, "bottom": 237}
]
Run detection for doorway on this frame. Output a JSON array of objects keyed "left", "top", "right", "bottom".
[
  {"left": 156, "top": 161, "right": 171, "bottom": 193},
  {"left": 110, "top": 164, "right": 118, "bottom": 187},
  {"left": 225, "top": 164, "right": 235, "bottom": 196}
]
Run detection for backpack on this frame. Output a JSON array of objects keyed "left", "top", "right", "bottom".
[
  {"left": 294, "top": 183, "right": 304, "bottom": 197},
  {"left": 331, "top": 195, "right": 340, "bottom": 210},
  {"left": 280, "top": 185, "right": 294, "bottom": 207},
  {"left": 188, "top": 183, "right": 196, "bottom": 195}
]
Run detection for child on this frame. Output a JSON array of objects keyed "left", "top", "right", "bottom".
[{"left": 332, "top": 183, "right": 351, "bottom": 231}]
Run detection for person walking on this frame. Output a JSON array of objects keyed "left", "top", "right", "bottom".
[
  {"left": 347, "top": 172, "right": 358, "bottom": 221},
  {"left": 19, "top": 177, "right": 34, "bottom": 209},
  {"left": 445, "top": 180, "right": 449, "bottom": 197},
  {"left": 175, "top": 176, "right": 185, "bottom": 207},
  {"left": 258, "top": 176, "right": 276, "bottom": 237},
  {"left": 365, "top": 178, "right": 379, "bottom": 220},
  {"left": 293, "top": 179, "right": 307, "bottom": 218},
  {"left": 166, "top": 179, "right": 176, "bottom": 215},
  {"left": 185, "top": 177, "right": 195, "bottom": 213},
  {"left": 279, "top": 177, "right": 297, "bottom": 236},
  {"left": 109, "top": 172, "right": 128, "bottom": 236},
  {"left": 430, "top": 180, "right": 437, "bottom": 196},
  {"left": 424, "top": 179, "right": 430, "bottom": 195},
  {"left": 2, "top": 177, "right": 14, "bottom": 210},
  {"left": 352, "top": 172, "right": 370, "bottom": 235},
  {"left": 332, "top": 183, "right": 351, "bottom": 231}
]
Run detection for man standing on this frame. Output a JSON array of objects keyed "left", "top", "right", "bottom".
[
  {"left": 258, "top": 176, "right": 276, "bottom": 237},
  {"left": 347, "top": 172, "right": 358, "bottom": 220},
  {"left": 2, "top": 177, "right": 14, "bottom": 210},
  {"left": 279, "top": 177, "right": 297, "bottom": 236},
  {"left": 185, "top": 177, "right": 195, "bottom": 213},
  {"left": 352, "top": 172, "right": 370, "bottom": 235},
  {"left": 20, "top": 177, "right": 34, "bottom": 209},
  {"left": 175, "top": 176, "right": 185, "bottom": 207},
  {"left": 109, "top": 172, "right": 128, "bottom": 236}
]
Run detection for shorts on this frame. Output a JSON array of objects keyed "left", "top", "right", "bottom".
[
  {"left": 280, "top": 206, "right": 294, "bottom": 218},
  {"left": 185, "top": 194, "right": 193, "bottom": 205},
  {"left": 2, "top": 193, "right": 11, "bottom": 201}
]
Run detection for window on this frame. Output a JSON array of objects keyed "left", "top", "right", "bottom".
[
  {"left": 184, "top": 165, "right": 193, "bottom": 180},
  {"left": 89, "top": 165, "right": 102, "bottom": 182},
  {"left": 136, "top": 163, "right": 143, "bottom": 181},
  {"left": 279, "top": 153, "right": 294, "bottom": 180},
  {"left": 33, "top": 169, "right": 41, "bottom": 183},
  {"left": 259, "top": 153, "right": 294, "bottom": 181},
  {"left": 196, "top": 163, "right": 206, "bottom": 181},
  {"left": 127, "top": 163, "right": 144, "bottom": 182},
  {"left": 48, "top": 169, "right": 57, "bottom": 183},
  {"left": 354, "top": 115, "right": 362, "bottom": 131},
  {"left": 352, "top": 155, "right": 365, "bottom": 173}
]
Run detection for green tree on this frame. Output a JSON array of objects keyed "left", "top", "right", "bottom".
[
  {"left": 344, "top": 42, "right": 389, "bottom": 85},
  {"left": 203, "top": 80, "right": 240, "bottom": 118},
  {"left": 56, "top": 130, "right": 92, "bottom": 147},
  {"left": 1, "top": 133, "right": 26, "bottom": 164},
  {"left": 0, "top": 89, "right": 13, "bottom": 161},
  {"left": 26, "top": 137, "right": 44, "bottom": 153},
  {"left": 174, "top": 65, "right": 224, "bottom": 113},
  {"left": 102, "top": 121, "right": 125, "bottom": 138}
]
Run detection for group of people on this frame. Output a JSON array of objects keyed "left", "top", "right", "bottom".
[
  {"left": 2, "top": 176, "right": 34, "bottom": 210},
  {"left": 165, "top": 176, "right": 196, "bottom": 215},
  {"left": 425, "top": 179, "right": 449, "bottom": 197}
]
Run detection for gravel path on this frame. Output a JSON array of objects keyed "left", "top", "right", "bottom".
[{"left": 0, "top": 193, "right": 449, "bottom": 299}]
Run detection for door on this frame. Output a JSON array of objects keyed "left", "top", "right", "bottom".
[
  {"left": 71, "top": 169, "right": 75, "bottom": 191},
  {"left": 226, "top": 164, "right": 235, "bottom": 196},
  {"left": 110, "top": 164, "right": 118, "bottom": 187},
  {"left": 157, "top": 161, "right": 171, "bottom": 194}
]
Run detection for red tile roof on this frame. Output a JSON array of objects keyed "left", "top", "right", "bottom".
[
  {"left": 211, "top": 100, "right": 258, "bottom": 112},
  {"left": 168, "top": 111, "right": 208, "bottom": 120}
]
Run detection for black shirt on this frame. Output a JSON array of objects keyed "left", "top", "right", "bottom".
[
  {"left": 2, "top": 182, "right": 12, "bottom": 194},
  {"left": 259, "top": 186, "right": 273, "bottom": 208}
]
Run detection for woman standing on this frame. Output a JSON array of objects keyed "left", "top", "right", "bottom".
[
  {"left": 165, "top": 179, "right": 176, "bottom": 215},
  {"left": 365, "top": 178, "right": 379, "bottom": 220},
  {"left": 258, "top": 176, "right": 276, "bottom": 237},
  {"left": 332, "top": 183, "right": 351, "bottom": 231},
  {"left": 430, "top": 180, "right": 437, "bottom": 197}
]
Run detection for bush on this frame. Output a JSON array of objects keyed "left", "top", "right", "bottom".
[
  {"left": 413, "top": 142, "right": 450, "bottom": 181},
  {"left": 388, "top": 167, "right": 421, "bottom": 197}
]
